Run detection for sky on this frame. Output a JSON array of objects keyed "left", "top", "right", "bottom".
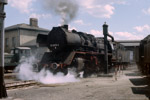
[{"left": 5, "top": 0, "right": 150, "bottom": 40}]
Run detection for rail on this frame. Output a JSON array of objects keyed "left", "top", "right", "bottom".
[{"left": 6, "top": 80, "right": 38, "bottom": 90}]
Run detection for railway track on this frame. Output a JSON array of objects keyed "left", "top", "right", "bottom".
[{"left": 6, "top": 80, "right": 38, "bottom": 90}]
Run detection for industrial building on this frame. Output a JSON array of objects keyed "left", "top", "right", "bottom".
[{"left": 5, "top": 18, "right": 49, "bottom": 54}]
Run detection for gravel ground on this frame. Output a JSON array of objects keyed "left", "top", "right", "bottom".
[{"left": 1, "top": 64, "right": 150, "bottom": 100}]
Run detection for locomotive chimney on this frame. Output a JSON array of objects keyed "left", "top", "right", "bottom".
[{"left": 62, "top": 25, "right": 68, "bottom": 30}]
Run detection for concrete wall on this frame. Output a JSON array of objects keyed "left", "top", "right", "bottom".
[
  {"left": 5, "top": 30, "right": 19, "bottom": 53},
  {"left": 20, "top": 29, "right": 48, "bottom": 46},
  {"left": 20, "top": 30, "right": 37, "bottom": 46},
  {"left": 5, "top": 28, "right": 49, "bottom": 53},
  {"left": 125, "top": 46, "right": 139, "bottom": 62},
  {"left": 36, "top": 47, "right": 49, "bottom": 60}
]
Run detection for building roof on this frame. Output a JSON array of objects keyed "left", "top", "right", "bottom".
[
  {"left": 143, "top": 35, "right": 150, "bottom": 40},
  {"left": 120, "top": 43, "right": 140, "bottom": 47},
  {"left": 117, "top": 40, "right": 141, "bottom": 43},
  {"left": 5, "top": 23, "right": 50, "bottom": 32},
  {"left": 117, "top": 40, "right": 141, "bottom": 47}
]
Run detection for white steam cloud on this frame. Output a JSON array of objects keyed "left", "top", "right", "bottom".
[
  {"left": 42, "top": 0, "right": 79, "bottom": 25},
  {"left": 15, "top": 56, "right": 79, "bottom": 84}
]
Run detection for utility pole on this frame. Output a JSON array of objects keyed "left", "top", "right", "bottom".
[{"left": 0, "top": 0, "right": 7, "bottom": 98}]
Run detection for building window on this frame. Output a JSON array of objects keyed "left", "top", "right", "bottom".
[
  {"left": 12, "top": 37, "right": 16, "bottom": 47},
  {"left": 5, "top": 38, "right": 9, "bottom": 47}
]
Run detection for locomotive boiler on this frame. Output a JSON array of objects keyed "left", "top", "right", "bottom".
[{"left": 36, "top": 24, "right": 114, "bottom": 77}]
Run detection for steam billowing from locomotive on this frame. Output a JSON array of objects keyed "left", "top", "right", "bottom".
[
  {"left": 42, "top": 0, "right": 78, "bottom": 24},
  {"left": 15, "top": 56, "right": 79, "bottom": 84}
]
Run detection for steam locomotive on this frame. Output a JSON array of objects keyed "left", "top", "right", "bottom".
[
  {"left": 135, "top": 35, "right": 150, "bottom": 75},
  {"left": 36, "top": 24, "right": 129, "bottom": 77}
]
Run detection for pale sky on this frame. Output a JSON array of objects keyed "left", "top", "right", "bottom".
[{"left": 5, "top": 0, "right": 150, "bottom": 40}]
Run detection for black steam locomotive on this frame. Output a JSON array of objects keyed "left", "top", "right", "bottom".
[
  {"left": 36, "top": 24, "right": 129, "bottom": 77},
  {"left": 135, "top": 35, "right": 150, "bottom": 75}
]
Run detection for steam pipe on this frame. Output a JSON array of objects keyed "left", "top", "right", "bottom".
[
  {"left": 107, "top": 33, "right": 114, "bottom": 42},
  {"left": 103, "top": 22, "right": 114, "bottom": 42}
]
